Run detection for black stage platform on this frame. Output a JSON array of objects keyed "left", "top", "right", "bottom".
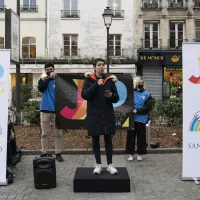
[{"left": 73, "top": 167, "right": 130, "bottom": 193}]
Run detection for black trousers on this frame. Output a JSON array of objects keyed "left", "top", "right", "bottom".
[
  {"left": 7, "top": 141, "right": 13, "bottom": 166},
  {"left": 92, "top": 134, "right": 112, "bottom": 165},
  {"left": 125, "top": 121, "right": 147, "bottom": 155}
]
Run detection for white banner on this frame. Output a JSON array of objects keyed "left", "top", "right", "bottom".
[
  {"left": 0, "top": 50, "right": 10, "bottom": 185},
  {"left": 183, "top": 43, "right": 200, "bottom": 180}
]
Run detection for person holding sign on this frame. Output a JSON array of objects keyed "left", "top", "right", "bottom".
[
  {"left": 126, "top": 76, "right": 153, "bottom": 161},
  {"left": 81, "top": 58, "right": 119, "bottom": 175},
  {"left": 38, "top": 62, "right": 64, "bottom": 162}
]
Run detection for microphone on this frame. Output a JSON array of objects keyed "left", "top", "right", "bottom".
[
  {"left": 99, "top": 74, "right": 104, "bottom": 80},
  {"left": 99, "top": 74, "right": 104, "bottom": 86}
]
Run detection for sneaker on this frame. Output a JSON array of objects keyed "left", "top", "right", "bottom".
[
  {"left": 55, "top": 153, "right": 64, "bottom": 162},
  {"left": 137, "top": 155, "right": 142, "bottom": 161},
  {"left": 128, "top": 154, "right": 134, "bottom": 161},
  {"left": 107, "top": 164, "right": 118, "bottom": 175},
  {"left": 93, "top": 164, "right": 102, "bottom": 175}
]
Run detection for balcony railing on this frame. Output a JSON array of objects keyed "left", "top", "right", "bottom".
[
  {"left": 0, "top": 5, "right": 6, "bottom": 12},
  {"left": 141, "top": 0, "right": 162, "bottom": 9},
  {"left": 194, "top": 39, "right": 200, "bottom": 42},
  {"left": 168, "top": 0, "right": 187, "bottom": 8},
  {"left": 21, "top": 5, "right": 38, "bottom": 12},
  {"left": 168, "top": 39, "right": 188, "bottom": 49},
  {"left": 112, "top": 10, "right": 124, "bottom": 18},
  {"left": 141, "top": 39, "right": 162, "bottom": 49},
  {"left": 61, "top": 10, "right": 80, "bottom": 18},
  {"left": 105, "top": 49, "right": 124, "bottom": 57}
]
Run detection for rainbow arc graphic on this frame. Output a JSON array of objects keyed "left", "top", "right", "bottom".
[
  {"left": 189, "top": 111, "right": 200, "bottom": 132},
  {"left": 188, "top": 57, "right": 200, "bottom": 84}
]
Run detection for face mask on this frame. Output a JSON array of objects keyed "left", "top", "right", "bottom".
[
  {"left": 138, "top": 85, "right": 144, "bottom": 90},
  {"left": 46, "top": 71, "right": 52, "bottom": 76}
]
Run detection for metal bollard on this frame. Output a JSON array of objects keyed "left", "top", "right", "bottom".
[{"left": 146, "top": 124, "right": 151, "bottom": 149}]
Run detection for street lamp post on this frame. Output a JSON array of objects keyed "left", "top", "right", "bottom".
[
  {"left": 102, "top": 7, "right": 113, "bottom": 74},
  {"left": 16, "top": 0, "right": 21, "bottom": 123}
]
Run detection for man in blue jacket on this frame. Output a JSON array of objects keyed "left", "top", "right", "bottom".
[{"left": 38, "top": 62, "right": 64, "bottom": 162}]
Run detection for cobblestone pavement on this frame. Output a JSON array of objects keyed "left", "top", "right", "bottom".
[{"left": 0, "top": 154, "right": 200, "bottom": 200}]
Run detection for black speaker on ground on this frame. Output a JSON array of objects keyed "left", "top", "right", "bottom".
[
  {"left": 33, "top": 153, "right": 56, "bottom": 189},
  {"left": 73, "top": 167, "right": 130, "bottom": 193}
]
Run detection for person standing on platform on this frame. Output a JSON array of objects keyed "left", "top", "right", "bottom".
[
  {"left": 38, "top": 62, "right": 64, "bottom": 162},
  {"left": 81, "top": 58, "right": 119, "bottom": 175},
  {"left": 126, "top": 76, "right": 152, "bottom": 161}
]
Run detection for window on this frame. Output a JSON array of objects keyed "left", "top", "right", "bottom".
[
  {"left": 11, "top": 73, "right": 33, "bottom": 88},
  {"left": 163, "top": 67, "right": 182, "bottom": 98},
  {"left": 0, "top": 0, "right": 4, "bottom": 8},
  {"left": 144, "top": 22, "right": 159, "bottom": 48},
  {"left": 109, "top": 34, "right": 121, "bottom": 56},
  {"left": 142, "top": 0, "right": 160, "bottom": 8},
  {"left": 0, "top": 37, "right": 4, "bottom": 49},
  {"left": 62, "top": 0, "right": 78, "bottom": 18},
  {"left": 108, "top": 0, "right": 121, "bottom": 10},
  {"left": 22, "top": 0, "right": 37, "bottom": 10},
  {"left": 195, "top": 22, "right": 200, "bottom": 42},
  {"left": 195, "top": 0, "right": 200, "bottom": 7},
  {"left": 169, "top": 22, "right": 184, "bottom": 48},
  {"left": 63, "top": 35, "right": 78, "bottom": 56},
  {"left": 22, "top": 37, "right": 36, "bottom": 59},
  {"left": 108, "top": 0, "right": 123, "bottom": 17},
  {"left": 64, "top": 0, "right": 77, "bottom": 10},
  {"left": 168, "top": 0, "right": 184, "bottom": 8}
]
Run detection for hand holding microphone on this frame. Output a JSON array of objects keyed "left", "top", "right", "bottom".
[{"left": 97, "top": 74, "right": 104, "bottom": 86}]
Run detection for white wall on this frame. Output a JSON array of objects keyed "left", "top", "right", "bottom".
[
  {"left": 49, "top": 0, "right": 134, "bottom": 59},
  {"left": 20, "top": 21, "right": 46, "bottom": 58},
  {"left": 0, "top": 0, "right": 46, "bottom": 58}
]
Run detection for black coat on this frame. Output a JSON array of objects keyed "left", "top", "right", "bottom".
[{"left": 81, "top": 72, "right": 119, "bottom": 136}]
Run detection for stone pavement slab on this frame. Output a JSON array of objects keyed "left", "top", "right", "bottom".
[{"left": 0, "top": 154, "right": 199, "bottom": 200}]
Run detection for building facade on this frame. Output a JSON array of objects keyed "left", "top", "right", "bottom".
[
  {"left": 134, "top": 0, "right": 200, "bottom": 99},
  {"left": 0, "top": 0, "right": 136, "bottom": 100}
]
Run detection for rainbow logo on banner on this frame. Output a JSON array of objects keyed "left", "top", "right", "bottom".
[
  {"left": 189, "top": 117, "right": 200, "bottom": 131},
  {"left": 189, "top": 111, "right": 200, "bottom": 131},
  {"left": 0, "top": 64, "right": 4, "bottom": 79}
]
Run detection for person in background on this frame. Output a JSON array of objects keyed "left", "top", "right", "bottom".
[
  {"left": 38, "top": 62, "right": 64, "bottom": 162},
  {"left": 81, "top": 58, "right": 119, "bottom": 175},
  {"left": 126, "top": 76, "right": 152, "bottom": 161}
]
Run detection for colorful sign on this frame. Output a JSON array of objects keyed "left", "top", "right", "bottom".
[
  {"left": 188, "top": 57, "right": 200, "bottom": 84},
  {"left": 55, "top": 74, "right": 134, "bottom": 130},
  {"left": 182, "top": 43, "right": 200, "bottom": 180},
  {"left": 0, "top": 50, "right": 10, "bottom": 185}
]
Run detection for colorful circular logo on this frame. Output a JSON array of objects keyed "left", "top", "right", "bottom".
[
  {"left": 0, "top": 64, "right": 4, "bottom": 79},
  {"left": 113, "top": 81, "right": 127, "bottom": 108}
]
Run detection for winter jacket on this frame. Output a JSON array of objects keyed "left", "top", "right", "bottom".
[
  {"left": 81, "top": 72, "right": 119, "bottom": 136},
  {"left": 38, "top": 77, "right": 55, "bottom": 112}
]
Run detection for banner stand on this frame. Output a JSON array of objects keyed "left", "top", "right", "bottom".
[
  {"left": 182, "top": 43, "right": 200, "bottom": 185},
  {"left": 0, "top": 180, "right": 8, "bottom": 186},
  {"left": 182, "top": 177, "right": 200, "bottom": 185},
  {"left": 0, "top": 50, "right": 10, "bottom": 186}
]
